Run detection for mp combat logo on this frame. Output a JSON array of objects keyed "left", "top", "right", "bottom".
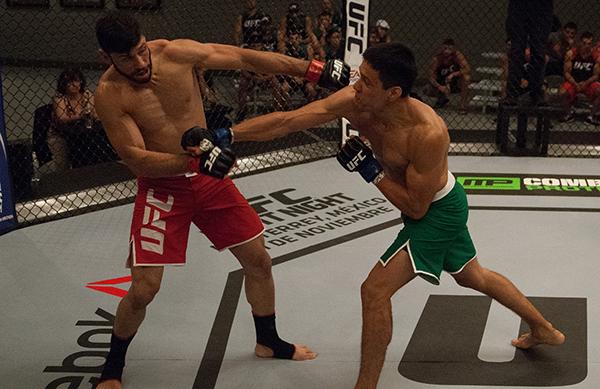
[{"left": 457, "top": 173, "right": 600, "bottom": 196}]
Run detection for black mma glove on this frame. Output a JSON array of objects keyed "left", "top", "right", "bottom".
[
  {"left": 187, "top": 146, "right": 236, "bottom": 179},
  {"left": 304, "top": 59, "right": 351, "bottom": 90},
  {"left": 336, "top": 136, "right": 385, "bottom": 184},
  {"left": 180, "top": 126, "right": 233, "bottom": 151}
]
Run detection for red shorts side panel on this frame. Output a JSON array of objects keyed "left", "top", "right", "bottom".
[
  {"left": 130, "top": 176, "right": 195, "bottom": 266},
  {"left": 190, "top": 176, "right": 264, "bottom": 251}
]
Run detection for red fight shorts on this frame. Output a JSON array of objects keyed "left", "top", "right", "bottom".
[
  {"left": 562, "top": 81, "right": 600, "bottom": 103},
  {"left": 129, "top": 174, "right": 264, "bottom": 266}
]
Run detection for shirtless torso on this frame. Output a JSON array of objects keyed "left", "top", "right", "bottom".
[{"left": 96, "top": 39, "right": 206, "bottom": 158}]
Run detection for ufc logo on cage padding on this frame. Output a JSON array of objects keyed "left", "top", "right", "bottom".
[{"left": 140, "top": 189, "right": 174, "bottom": 255}]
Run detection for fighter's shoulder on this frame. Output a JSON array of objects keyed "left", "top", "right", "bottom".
[
  {"left": 414, "top": 101, "right": 449, "bottom": 143},
  {"left": 95, "top": 72, "right": 126, "bottom": 110}
]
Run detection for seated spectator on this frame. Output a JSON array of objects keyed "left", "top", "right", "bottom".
[
  {"left": 373, "top": 19, "right": 392, "bottom": 44},
  {"left": 500, "top": 39, "right": 532, "bottom": 98},
  {"left": 315, "top": 0, "right": 343, "bottom": 30},
  {"left": 368, "top": 26, "right": 379, "bottom": 48},
  {"left": 276, "top": 31, "right": 319, "bottom": 109},
  {"left": 278, "top": 2, "right": 324, "bottom": 59},
  {"left": 236, "top": 32, "right": 280, "bottom": 120},
  {"left": 559, "top": 32, "right": 600, "bottom": 124},
  {"left": 323, "top": 25, "right": 343, "bottom": 61},
  {"left": 50, "top": 67, "right": 97, "bottom": 171},
  {"left": 314, "top": 11, "right": 333, "bottom": 50},
  {"left": 560, "top": 21, "right": 578, "bottom": 53},
  {"left": 426, "top": 38, "right": 471, "bottom": 112},
  {"left": 234, "top": 0, "right": 271, "bottom": 48}
]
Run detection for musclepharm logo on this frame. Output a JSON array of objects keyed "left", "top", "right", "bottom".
[
  {"left": 140, "top": 189, "right": 174, "bottom": 254},
  {"left": 458, "top": 176, "right": 520, "bottom": 190}
]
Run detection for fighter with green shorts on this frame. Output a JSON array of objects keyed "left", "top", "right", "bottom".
[{"left": 380, "top": 172, "right": 476, "bottom": 285}]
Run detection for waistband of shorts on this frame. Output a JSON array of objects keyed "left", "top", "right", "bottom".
[
  {"left": 432, "top": 171, "right": 455, "bottom": 203},
  {"left": 138, "top": 172, "right": 199, "bottom": 184}
]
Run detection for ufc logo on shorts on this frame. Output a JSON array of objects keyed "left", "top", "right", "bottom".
[
  {"left": 347, "top": 150, "right": 366, "bottom": 170},
  {"left": 140, "top": 189, "right": 174, "bottom": 255},
  {"left": 203, "top": 147, "right": 221, "bottom": 171}
]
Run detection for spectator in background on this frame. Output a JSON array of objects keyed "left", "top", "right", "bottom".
[
  {"left": 545, "top": 33, "right": 565, "bottom": 77},
  {"left": 500, "top": 39, "right": 532, "bottom": 98},
  {"left": 368, "top": 26, "right": 379, "bottom": 48},
  {"left": 234, "top": 0, "right": 271, "bottom": 48},
  {"left": 559, "top": 32, "right": 600, "bottom": 125},
  {"left": 314, "top": 11, "right": 333, "bottom": 50},
  {"left": 316, "top": 0, "right": 343, "bottom": 29},
  {"left": 236, "top": 32, "right": 281, "bottom": 121},
  {"left": 373, "top": 19, "right": 392, "bottom": 44},
  {"left": 276, "top": 31, "right": 318, "bottom": 109},
  {"left": 427, "top": 38, "right": 471, "bottom": 113},
  {"left": 505, "top": 0, "right": 554, "bottom": 105},
  {"left": 50, "top": 67, "right": 97, "bottom": 171},
  {"left": 323, "top": 25, "right": 343, "bottom": 61},
  {"left": 560, "top": 21, "right": 578, "bottom": 52},
  {"left": 278, "top": 2, "right": 324, "bottom": 59}
]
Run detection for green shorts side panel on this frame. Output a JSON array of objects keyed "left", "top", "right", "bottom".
[{"left": 380, "top": 182, "right": 477, "bottom": 285}]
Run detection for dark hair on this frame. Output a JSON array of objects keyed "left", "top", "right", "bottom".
[
  {"left": 442, "top": 38, "right": 455, "bottom": 46},
  {"left": 96, "top": 12, "right": 141, "bottom": 54},
  {"left": 57, "top": 67, "right": 86, "bottom": 95},
  {"left": 362, "top": 42, "right": 417, "bottom": 97},
  {"left": 564, "top": 21, "right": 578, "bottom": 30},
  {"left": 581, "top": 31, "right": 594, "bottom": 40}
]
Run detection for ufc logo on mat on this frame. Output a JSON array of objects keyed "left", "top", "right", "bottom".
[
  {"left": 140, "top": 189, "right": 174, "bottom": 255},
  {"left": 399, "top": 295, "right": 587, "bottom": 386}
]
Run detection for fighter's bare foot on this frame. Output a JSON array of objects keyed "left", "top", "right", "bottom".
[
  {"left": 255, "top": 343, "right": 318, "bottom": 360},
  {"left": 511, "top": 324, "right": 566, "bottom": 349},
  {"left": 96, "top": 379, "right": 122, "bottom": 389}
]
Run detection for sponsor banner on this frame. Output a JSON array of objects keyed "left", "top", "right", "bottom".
[
  {"left": 0, "top": 67, "right": 17, "bottom": 234},
  {"left": 342, "top": 0, "right": 369, "bottom": 142},
  {"left": 456, "top": 172, "right": 600, "bottom": 196}
]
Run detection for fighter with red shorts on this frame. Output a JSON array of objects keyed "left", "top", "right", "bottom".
[{"left": 93, "top": 12, "right": 349, "bottom": 389}]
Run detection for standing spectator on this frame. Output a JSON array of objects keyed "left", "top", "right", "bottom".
[
  {"left": 234, "top": 0, "right": 271, "bottom": 48},
  {"left": 559, "top": 32, "right": 600, "bottom": 124},
  {"left": 545, "top": 33, "right": 566, "bottom": 77},
  {"left": 373, "top": 19, "right": 392, "bottom": 44},
  {"left": 427, "top": 38, "right": 472, "bottom": 113},
  {"left": 278, "top": 2, "right": 324, "bottom": 59},
  {"left": 500, "top": 40, "right": 532, "bottom": 98},
  {"left": 50, "top": 67, "right": 97, "bottom": 171},
  {"left": 505, "top": 0, "right": 554, "bottom": 105}
]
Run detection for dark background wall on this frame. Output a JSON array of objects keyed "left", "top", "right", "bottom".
[{"left": 1, "top": 1, "right": 598, "bottom": 69}]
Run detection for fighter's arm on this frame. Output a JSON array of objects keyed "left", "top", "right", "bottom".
[
  {"left": 428, "top": 57, "right": 440, "bottom": 87},
  {"left": 375, "top": 129, "right": 448, "bottom": 220},
  {"left": 95, "top": 87, "right": 190, "bottom": 178},
  {"left": 167, "top": 39, "right": 308, "bottom": 77},
  {"left": 232, "top": 86, "right": 355, "bottom": 142},
  {"left": 584, "top": 61, "right": 600, "bottom": 86}
]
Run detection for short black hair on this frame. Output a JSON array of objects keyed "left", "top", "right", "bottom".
[
  {"left": 564, "top": 21, "right": 578, "bottom": 30},
  {"left": 362, "top": 42, "right": 417, "bottom": 97},
  {"left": 442, "top": 38, "right": 455, "bottom": 46},
  {"left": 96, "top": 12, "right": 141, "bottom": 54},
  {"left": 581, "top": 31, "right": 594, "bottom": 40},
  {"left": 57, "top": 67, "right": 86, "bottom": 95}
]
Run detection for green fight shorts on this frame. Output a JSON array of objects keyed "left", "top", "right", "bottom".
[{"left": 380, "top": 179, "right": 476, "bottom": 285}]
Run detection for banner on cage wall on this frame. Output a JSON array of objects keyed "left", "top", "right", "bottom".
[
  {"left": 0, "top": 67, "right": 17, "bottom": 234},
  {"left": 342, "top": 0, "right": 369, "bottom": 142}
]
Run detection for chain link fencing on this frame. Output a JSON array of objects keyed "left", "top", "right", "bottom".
[{"left": 1, "top": 0, "right": 599, "bottom": 227}]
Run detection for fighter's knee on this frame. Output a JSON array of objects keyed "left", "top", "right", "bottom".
[
  {"left": 129, "top": 278, "right": 161, "bottom": 308},
  {"left": 360, "top": 279, "right": 388, "bottom": 307},
  {"left": 242, "top": 252, "right": 272, "bottom": 279}
]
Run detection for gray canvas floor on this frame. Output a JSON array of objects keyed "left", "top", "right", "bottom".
[{"left": 1, "top": 156, "right": 599, "bottom": 389}]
